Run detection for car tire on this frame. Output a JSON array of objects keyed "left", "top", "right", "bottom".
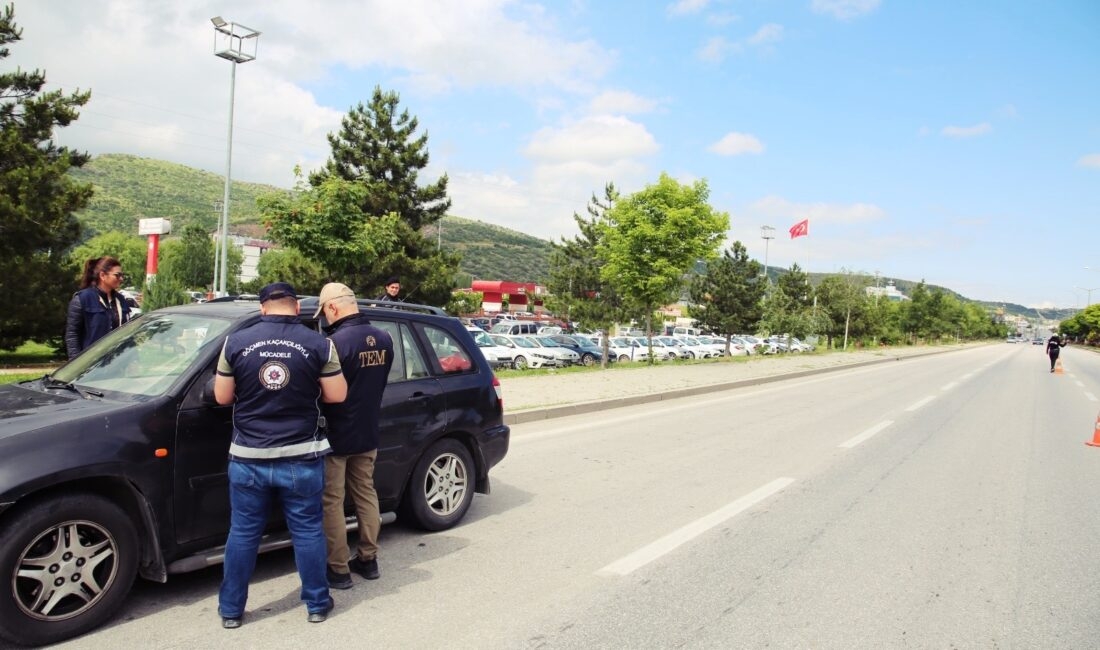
[
  {"left": 581, "top": 353, "right": 596, "bottom": 367},
  {"left": 618, "top": 354, "right": 630, "bottom": 362},
  {"left": 401, "top": 438, "right": 475, "bottom": 532},
  {"left": 0, "top": 494, "right": 138, "bottom": 647},
  {"left": 512, "top": 355, "right": 528, "bottom": 370}
]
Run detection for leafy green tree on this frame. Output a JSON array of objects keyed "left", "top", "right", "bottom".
[
  {"left": 598, "top": 174, "right": 728, "bottom": 362},
  {"left": 141, "top": 275, "right": 188, "bottom": 311},
  {"left": 546, "top": 184, "right": 636, "bottom": 366},
  {"left": 157, "top": 224, "right": 215, "bottom": 290},
  {"left": 307, "top": 87, "right": 459, "bottom": 306},
  {"left": 0, "top": 4, "right": 93, "bottom": 350},
  {"left": 262, "top": 173, "right": 402, "bottom": 288},
  {"left": 814, "top": 271, "right": 870, "bottom": 349},
  {"left": 688, "top": 241, "right": 764, "bottom": 354},
  {"left": 70, "top": 232, "right": 147, "bottom": 288},
  {"left": 761, "top": 263, "right": 821, "bottom": 347},
  {"left": 252, "top": 247, "right": 328, "bottom": 296},
  {"left": 446, "top": 291, "right": 482, "bottom": 316}
]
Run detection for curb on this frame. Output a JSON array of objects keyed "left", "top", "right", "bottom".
[{"left": 503, "top": 349, "right": 955, "bottom": 426}]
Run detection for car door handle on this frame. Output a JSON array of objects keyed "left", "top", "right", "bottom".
[{"left": 407, "top": 392, "right": 431, "bottom": 402}]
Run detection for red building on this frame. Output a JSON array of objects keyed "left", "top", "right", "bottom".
[{"left": 470, "top": 280, "right": 547, "bottom": 314}]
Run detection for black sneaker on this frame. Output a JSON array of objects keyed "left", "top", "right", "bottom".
[
  {"left": 349, "top": 556, "right": 380, "bottom": 580},
  {"left": 326, "top": 568, "right": 353, "bottom": 590}
]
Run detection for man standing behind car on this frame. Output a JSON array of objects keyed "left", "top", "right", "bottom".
[
  {"left": 213, "top": 282, "right": 347, "bottom": 628},
  {"left": 315, "top": 282, "right": 394, "bottom": 588},
  {"left": 377, "top": 276, "right": 401, "bottom": 302}
]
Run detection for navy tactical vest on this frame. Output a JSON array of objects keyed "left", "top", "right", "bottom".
[
  {"left": 217, "top": 314, "right": 342, "bottom": 461},
  {"left": 322, "top": 313, "right": 394, "bottom": 454}
]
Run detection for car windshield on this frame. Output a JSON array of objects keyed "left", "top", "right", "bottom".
[
  {"left": 51, "top": 312, "right": 233, "bottom": 399},
  {"left": 511, "top": 337, "right": 539, "bottom": 348},
  {"left": 535, "top": 337, "right": 561, "bottom": 347}
]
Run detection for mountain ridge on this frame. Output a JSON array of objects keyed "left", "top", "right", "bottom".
[{"left": 67, "top": 154, "right": 1069, "bottom": 320}]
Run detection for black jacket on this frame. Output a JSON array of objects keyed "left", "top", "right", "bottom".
[
  {"left": 322, "top": 313, "right": 394, "bottom": 454},
  {"left": 64, "top": 287, "right": 132, "bottom": 360}
]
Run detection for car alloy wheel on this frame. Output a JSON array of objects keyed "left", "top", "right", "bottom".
[
  {"left": 402, "top": 439, "right": 475, "bottom": 531},
  {"left": 0, "top": 495, "right": 138, "bottom": 647}
]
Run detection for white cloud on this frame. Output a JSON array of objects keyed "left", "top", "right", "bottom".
[
  {"left": 709, "top": 132, "right": 765, "bottom": 156},
  {"left": 916, "top": 126, "right": 932, "bottom": 137},
  {"left": 13, "top": 0, "right": 618, "bottom": 189},
  {"left": 748, "top": 195, "right": 885, "bottom": 224},
  {"left": 667, "top": 0, "right": 711, "bottom": 16},
  {"left": 525, "top": 115, "right": 659, "bottom": 163},
  {"left": 706, "top": 12, "right": 740, "bottom": 27},
  {"left": 811, "top": 0, "right": 882, "bottom": 20},
  {"left": 697, "top": 36, "right": 740, "bottom": 63},
  {"left": 941, "top": 123, "right": 993, "bottom": 138},
  {"left": 589, "top": 90, "right": 658, "bottom": 115},
  {"left": 1077, "top": 154, "right": 1100, "bottom": 168},
  {"left": 747, "top": 23, "right": 784, "bottom": 46}
]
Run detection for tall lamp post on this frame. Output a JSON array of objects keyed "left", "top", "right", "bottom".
[
  {"left": 211, "top": 16, "right": 260, "bottom": 297},
  {"left": 760, "top": 225, "right": 775, "bottom": 283},
  {"left": 1076, "top": 286, "right": 1099, "bottom": 307}
]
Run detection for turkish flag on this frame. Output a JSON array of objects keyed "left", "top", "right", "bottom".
[{"left": 789, "top": 219, "right": 809, "bottom": 239}]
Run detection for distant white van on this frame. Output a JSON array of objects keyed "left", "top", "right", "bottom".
[
  {"left": 490, "top": 322, "right": 540, "bottom": 336},
  {"left": 673, "top": 326, "right": 701, "bottom": 337}
]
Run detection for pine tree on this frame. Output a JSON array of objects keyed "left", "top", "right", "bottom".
[
  {"left": 309, "top": 87, "right": 458, "bottom": 305},
  {"left": 0, "top": 4, "right": 93, "bottom": 349},
  {"left": 688, "top": 241, "right": 765, "bottom": 353}
]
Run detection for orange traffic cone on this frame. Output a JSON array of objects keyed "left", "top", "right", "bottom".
[
  {"left": 1087, "top": 413, "right": 1100, "bottom": 447},
  {"left": 1054, "top": 359, "right": 1065, "bottom": 375}
]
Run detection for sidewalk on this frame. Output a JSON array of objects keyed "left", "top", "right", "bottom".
[{"left": 500, "top": 344, "right": 977, "bottom": 425}]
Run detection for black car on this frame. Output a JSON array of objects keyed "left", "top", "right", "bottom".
[
  {"left": 0, "top": 298, "right": 509, "bottom": 646},
  {"left": 548, "top": 334, "right": 607, "bottom": 367}
]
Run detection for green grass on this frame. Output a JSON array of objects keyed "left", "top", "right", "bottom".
[
  {"left": 0, "top": 373, "right": 47, "bottom": 385},
  {"left": 0, "top": 341, "right": 63, "bottom": 368}
]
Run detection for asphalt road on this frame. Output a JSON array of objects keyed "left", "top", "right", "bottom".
[{"left": 59, "top": 343, "right": 1100, "bottom": 649}]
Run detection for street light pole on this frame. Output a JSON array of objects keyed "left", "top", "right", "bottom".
[
  {"left": 211, "top": 16, "right": 260, "bottom": 297},
  {"left": 1076, "top": 286, "right": 1100, "bottom": 307},
  {"left": 761, "top": 225, "right": 775, "bottom": 283}
]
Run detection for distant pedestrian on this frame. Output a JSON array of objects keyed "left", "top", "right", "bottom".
[
  {"left": 1046, "top": 333, "right": 1066, "bottom": 372},
  {"left": 377, "top": 276, "right": 401, "bottom": 302},
  {"left": 314, "top": 283, "right": 394, "bottom": 589},
  {"left": 213, "top": 282, "right": 347, "bottom": 628},
  {"left": 64, "top": 256, "right": 132, "bottom": 359}
]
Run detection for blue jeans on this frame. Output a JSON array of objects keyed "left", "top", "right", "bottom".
[{"left": 218, "top": 458, "right": 332, "bottom": 618}]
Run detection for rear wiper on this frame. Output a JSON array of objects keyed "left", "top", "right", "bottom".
[{"left": 42, "top": 375, "right": 103, "bottom": 398}]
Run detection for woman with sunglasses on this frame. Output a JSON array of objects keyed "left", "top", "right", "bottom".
[{"left": 64, "top": 256, "right": 133, "bottom": 360}]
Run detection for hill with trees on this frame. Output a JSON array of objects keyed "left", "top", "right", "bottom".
[{"left": 64, "top": 154, "right": 1071, "bottom": 321}]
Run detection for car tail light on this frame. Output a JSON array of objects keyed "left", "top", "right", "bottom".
[{"left": 492, "top": 374, "right": 503, "bottom": 408}]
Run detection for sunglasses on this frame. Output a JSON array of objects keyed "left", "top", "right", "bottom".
[{"left": 106, "top": 272, "right": 126, "bottom": 279}]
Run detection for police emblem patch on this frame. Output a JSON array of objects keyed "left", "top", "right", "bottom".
[
  {"left": 365, "top": 335, "right": 376, "bottom": 346},
  {"left": 259, "top": 361, "right": 290, "bottom": 390}
]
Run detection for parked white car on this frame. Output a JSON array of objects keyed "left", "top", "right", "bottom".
[
  {"left": 629, "top": 337, "right": 676, "bottom": 360},
  {"left": 524, "top": 336, "right": 581, "bottom": 366},
  {"left": 465, "top": 326, "right": 514, "bottom": 369},
  {"left": 677, "top": 335, "right": 721, "bottom": 358},
  {"left": 490, "top": 334, "right": 559, "bottom": 369}
]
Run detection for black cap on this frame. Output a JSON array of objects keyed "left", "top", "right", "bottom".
[
  {"left": 259, "top": 282, "right": 297, "bottom": 303},
  {"left": 385, "top": 276, "right": 400, "bottom": 286}
]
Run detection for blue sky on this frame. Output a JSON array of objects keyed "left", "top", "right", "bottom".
[{"left": 12, "top": 1, "right": 1100, "bottom": 308}]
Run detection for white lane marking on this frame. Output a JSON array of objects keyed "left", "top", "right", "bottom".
[
  {"left": 941, "top": 382, "right": 958, "bottom": 391},
  {"left": 1076, "top": 380, "right": 1085, "bottom": 388},
  {"left": 839, "top": 420, "right": 894, "bottom": 449},
  {"left": 596, "top": 477, "right": 795, "bottom": 576},
  {"left": 905, "top": 395, "right": 936, "bottom": 412},
  {"left": 1086, "top": 392, "right": 1098, "bottom": 402},
  {"left": 961, "top": 373, "right": 974, "bottom": 380}
]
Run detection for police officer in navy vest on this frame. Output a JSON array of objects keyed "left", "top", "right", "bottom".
[
  {"left": 213, "top": 282, "right": 347, "bottom": 628},
  {"left": 314, "top": 283, "right": 395, "bottom": 589}
]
